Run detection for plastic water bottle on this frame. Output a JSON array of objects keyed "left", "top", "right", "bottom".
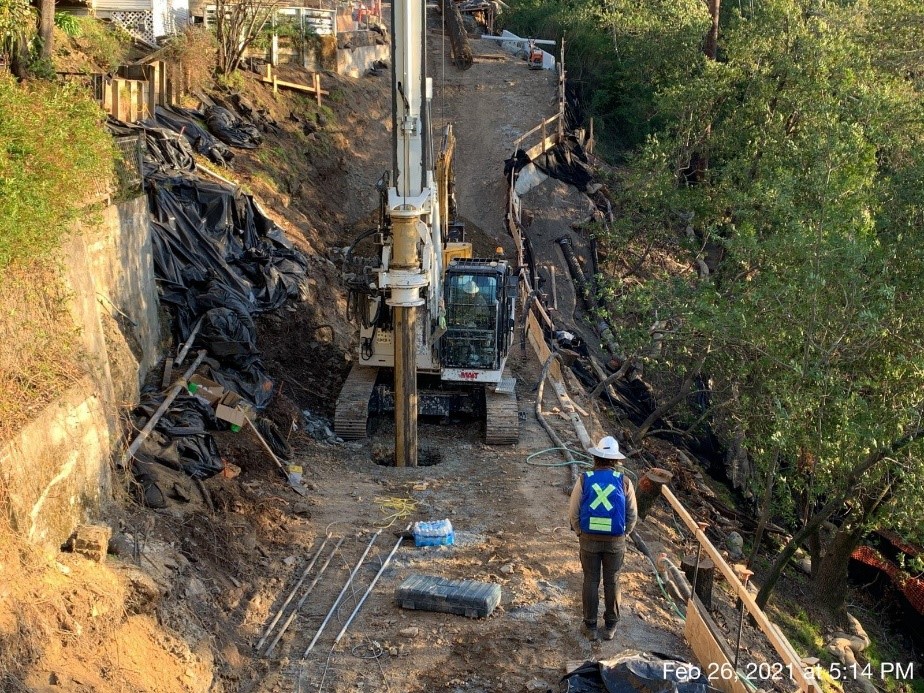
[{"left": 413, "top": 519, "right": 454, "bottom": 547}]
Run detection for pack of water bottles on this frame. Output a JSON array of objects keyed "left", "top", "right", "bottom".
[{"left": 413, "top": 519, "right": 454, "bottom": 547}]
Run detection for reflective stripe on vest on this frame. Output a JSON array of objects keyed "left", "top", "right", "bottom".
[{"left": 589, "top": 483, "right": 616, "bottom": 511}]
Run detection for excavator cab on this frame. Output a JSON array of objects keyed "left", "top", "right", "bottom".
[{"left": 441, "top": 260, "right": 515, "bottom": 375}]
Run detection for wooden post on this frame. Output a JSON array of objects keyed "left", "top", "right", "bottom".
[
  {"left": 394, "top": 306, "right": 418, "bottom": 468},
  {"left": 682, "top": 555, "right": 715, "bottom": 609},
  {"left": 128, "top": 80, "right": 140, "bottom": 122},
  {"left": 157, "top": 61, "right": 168, "bottom": 106},
  {"left": 636, "top": 467, "right": 674, "bottom": 519},
  {"left": 111, "top": 79, "right": 123, "bottom": 120},
  {"left": 314, "top": 72, "right": 321, "bottom": 106},
  {"left": 147, "top": 63, "right": 158, "bottom": 118}
]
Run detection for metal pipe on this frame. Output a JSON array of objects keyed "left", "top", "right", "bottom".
[
  {"left": 333, "top": 525, "right": 410, "bottom": 645},
  {"left": 257, "top": 534, "right": 331, "bottom": 650},
  {"left": 303, "top": 530, "right": 382, "bottom": 656},
  {"left": 120, "top": 350, "right": 206, "bottom": 468},
  {"left": 264, "top": 536, "right": 345, "bottom": 656},
  {"left": 175, "top": 316, "right": 203, "bottom": 367}
]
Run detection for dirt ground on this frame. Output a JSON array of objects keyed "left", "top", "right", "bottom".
[{"left": 2, "top": 13, "right": 861, "bottom": 693}]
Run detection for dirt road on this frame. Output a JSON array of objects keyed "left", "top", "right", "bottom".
[{"left": 241, "top": 25, "right": 689, "bottom": 693}]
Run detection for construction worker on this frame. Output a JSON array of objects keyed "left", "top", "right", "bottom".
[
  {"left": 454, "top": 277, "right": 490, "bottom": 328},
  {"left": 568, "top": 435, "right": 637, "bottom": 641}
]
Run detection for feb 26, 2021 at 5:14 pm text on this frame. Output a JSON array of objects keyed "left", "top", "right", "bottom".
[{"left": 662, "top": 660, "right": 917, "bottom": 684}]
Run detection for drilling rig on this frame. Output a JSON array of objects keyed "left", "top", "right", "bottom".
[{"left": 334, "top": 0, "right": 519, "bottom": 465}]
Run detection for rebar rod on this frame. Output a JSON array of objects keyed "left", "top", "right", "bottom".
[
  {"left": 303, "top": 530, "right": 382, "bottom": 657},
  {"left": 264, "top": 536, "right": 345, "bottom": 656},
  {"left": 332, "top": 525, "right": 409, "bottom": 645},
  {"left": 256, "top": 534, "right": 331, "bottom": 650}
]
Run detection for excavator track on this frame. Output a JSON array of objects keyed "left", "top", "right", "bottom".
[
  {"left": 485, "top": 376, "right": 519, "bottom": 445},
  {"left": 334, "top": 365, "right": 379, "bottom": 440}
]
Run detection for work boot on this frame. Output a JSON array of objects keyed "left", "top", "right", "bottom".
[
  {"left": 601, "top": 622, "right": 617, "bottom": 641},
  {"left": 581, "top": 621, "right": 598, "bottom": 641}
]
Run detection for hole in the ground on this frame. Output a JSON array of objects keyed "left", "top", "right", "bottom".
[{"left": 372, "top": 447, "right": 443, "bottom": 467}]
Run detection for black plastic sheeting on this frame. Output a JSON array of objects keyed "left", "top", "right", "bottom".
[
  {"left": 562, "top": 655, "right": 718, "bottom": 693},
  {"left": 148, "top": 175, "right": 308, "bottom": 408},
  {"left": 109, "top": 106, "right": 309, "bottom": 406},
  {"left": 206, "top": 105, "right": 262, "bottom": 149},
  {"left": 148, "top": 105, "right": 235, "bottom": 165},
  {"left": 505, "top": 135, "right": 597, "bottom": 192},
  {"left": 131, "top": 388, "right": 225, "bottom": 482}
]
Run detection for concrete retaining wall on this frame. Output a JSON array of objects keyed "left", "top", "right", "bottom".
[
  {"left": 336, "top": 43, "right": 390, "bottom": 78},
  {"left": 0, "top": 195, "right": 161, "bottom": 550}
]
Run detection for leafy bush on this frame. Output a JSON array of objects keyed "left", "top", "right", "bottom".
[
  {"left": 0, "top": 0, "right": 34, "bottom": 64},
  {"left": 54, "top": 11, "right": 82, "bottom": 38},
  {"left": 0, "top": 74, "right": 115, "bottom": 268}
]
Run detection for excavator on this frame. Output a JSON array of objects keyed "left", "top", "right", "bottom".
[{"left": 334, "top": 0, "right": 520, "bottom": 463}]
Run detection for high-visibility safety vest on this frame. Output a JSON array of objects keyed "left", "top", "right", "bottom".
[{"left": 579, "top": 469, "right": 626, "bottom": 536}]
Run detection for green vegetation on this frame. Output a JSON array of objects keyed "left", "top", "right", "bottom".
[
  {"left": 0, "top": 75, "right": 115, "bottom": 268},
  {"left": 73, "top": 16, "right": 132, "bottom": 71},
  {"left": 508, "top": 0, "right": 924, "bottom": 617},
  {"left": 0, "top": 0, "right": 34, "bottom": 66},
  {"left": 53, "top": 11, "right": 81, "bottom": 38}
]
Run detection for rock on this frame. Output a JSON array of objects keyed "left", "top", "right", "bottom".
[
  {"left": 725, "top": 531, "right": 744, "bottom": 558},
  {"left": 500, "top": 563, "right": 515, "bottom": 574},
  {"left": 389, "top": 646, "right": 398, "bottom": 656},
  {"left": 185, "top": 577, "right": 208, "bottom": 598},
  {"left": 398, "top": 627, "right": 419, "bottom": 638},
  {"left": 292, "top": 502, "right": 313, "bottom": 516},
  {"left": 795, "top": 556, "right": 812, "bottom": 575},
  {"left": 283, "top": 556, "right": 297, "bottom": 567},
  {"left": 115, "top": 565, "right": 163, "bottom": 615},
  {"left": 108, "top": 533, "right": 136, "bottom": 558},
  {"left": 72, "top": 524, "right": 113, "bottom": 563},
  {"left": 527, "top": 680, "right": 548, "bottom": 691}
]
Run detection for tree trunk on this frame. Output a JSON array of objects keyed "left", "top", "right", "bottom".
[
  {"left": 811, "top": 480, "right": 895, "bottom": 615},
  {"left": 746, "top": 450, "right": 778, "bottom": 567},
  {"left": 811, "top": 525, "right": 864, "bottom": 616},
  {"left": 704, "top": 0, "right": 720, "bottom": 61},
  {"left": 39, "top": 0, "right": 55, "bottom": 59},
  {"left": 755, "top": 421, "right": 924, "bottom": 609},
  {"left": 807, "top": 527, "right": 821, "bottom": 579}
]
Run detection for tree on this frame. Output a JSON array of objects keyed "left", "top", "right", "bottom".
[
  {"left": 214, "top": 0, "right": 279, "bottom": 76},
  {"left": 38, "top": 0, "right": 53, "bottom": 58},
  {"left": 0, "top": 0, "right": 33, "bottom": 75},
  {"left": 597, "top": 0, "right": 924, "bottom": 617}
]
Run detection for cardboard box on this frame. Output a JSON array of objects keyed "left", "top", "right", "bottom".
[
  {"left": 188, "top": 375, "right": 225, "bottom": 406},
  {"left": 215, "top": 391, "right": 246, "bottom": 429}
]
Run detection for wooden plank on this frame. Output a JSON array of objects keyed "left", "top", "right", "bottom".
[
  {"left": 685, "top": 599, "right": 750, "bottom": 693},
  {"left": 259, "top": 77, "right": 329, "bottom": 96},
  {"left": 524, "top": 133, "right": 560, "bottom": 160},
  {"left": 514, "top": 113, "right": 561, "bottom": 149},
  {"left": 526, "top": 309, "right": 562, "bottom": 382},
  {"left": 662, "top": 487, "right": 820, "bottom": 693}
]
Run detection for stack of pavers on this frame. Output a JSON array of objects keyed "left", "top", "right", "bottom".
[{"left": 395, "top": 574, "right": 502, "bottom": 618}]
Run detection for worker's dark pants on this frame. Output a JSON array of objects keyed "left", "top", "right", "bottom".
[{"left": 579, "top": 536, "right": 626, "bottom": 627}]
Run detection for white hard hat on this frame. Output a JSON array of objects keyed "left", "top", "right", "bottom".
[
  {"left": 588, "top": 436, "right": 626, "bottom": 460},
  {"left": 462, "top": 279, "right": 479, "bottom": 294}
]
